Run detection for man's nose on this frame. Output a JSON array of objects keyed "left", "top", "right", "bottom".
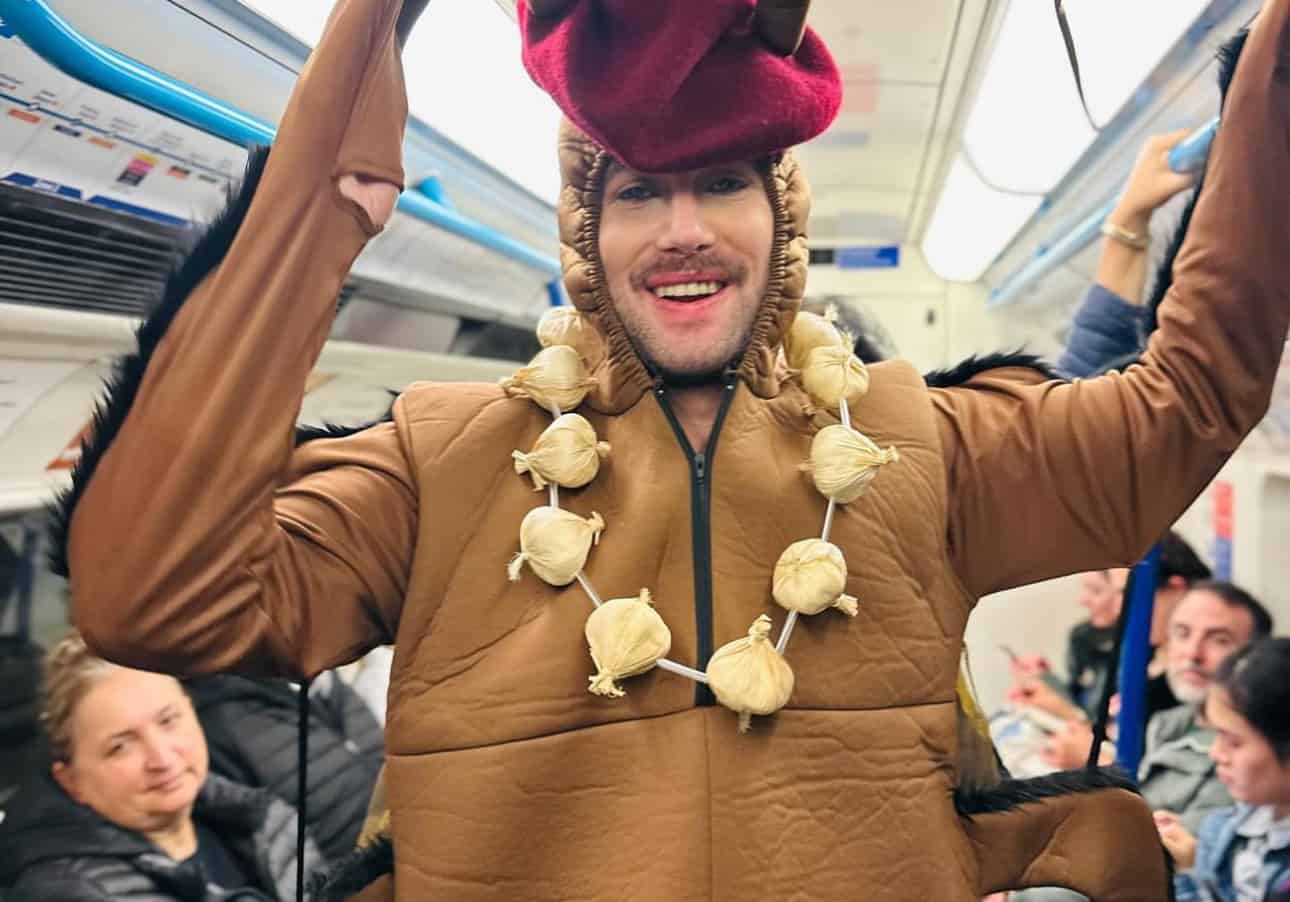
[
  {"left": 659, "top": 192, "right": 715, "bottom": 253},
  {"left": 1177, "top": 635, "right": 1204, "bottom": 663}
]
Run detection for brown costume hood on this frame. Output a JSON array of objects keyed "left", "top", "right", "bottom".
[{"left": 555, "top": 118, "right": 810, "bottom": 414}]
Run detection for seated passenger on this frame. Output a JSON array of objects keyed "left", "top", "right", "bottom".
[
  {"left": 0, "top": 632, "right": 321, "bottom": 901},
  {"left": 1140, "top": 581, "right": 1272, "bottom": 832},
  {"left": 1033, "top": 580, "right": 1269, "bottom": 828},
  {"left": 1163, "top": 637, "right": 1290, "bottom": 900},
  {"left": 1012, "top": 584, "right": 1271, "bottom": 902},
  {"left": 1142, "top": 534, "right": 1214, "bottom": 722},
  {"left": 1004, "top": 569, "right": 1124, "bottom": 725},
  {"left": 186, "top": 671, "right": 383, "bottom": 864}
]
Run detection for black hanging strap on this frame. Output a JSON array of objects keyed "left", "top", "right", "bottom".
[
  {"left": 1054, "top": 0, "right": 1104, "bottom": 133},
  {"left": 1086, "top": 567, "right": 1135, "bottom": 769},
  {"left": 297, "top": 678, "right": 311, "bottom": 902}
]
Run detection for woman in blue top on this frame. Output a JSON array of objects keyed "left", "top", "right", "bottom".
[{"left": 1158, "top": 638, "right": 1290, "bottom": 901}]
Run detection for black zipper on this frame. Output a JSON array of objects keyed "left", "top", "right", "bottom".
[{"left": 655, "top": 377, "right": 738, "bottom": 706}]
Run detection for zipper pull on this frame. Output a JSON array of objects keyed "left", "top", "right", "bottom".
[{"left": 695, "top": 453, "right": 706, "bottom": 482}]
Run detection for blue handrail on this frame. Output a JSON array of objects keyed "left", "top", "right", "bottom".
[
  {"left": 1115, "top": 545, "right": 1162, "bottom": 776},
  {"left": 4, "top": 0, "right": 562, "bottom": 280},
  {"left": 988, "top": 116, "right": 1218, "bottom": 308},
  {"left": 1168, "top": 117, "right": 1219, "bottom": 173}
]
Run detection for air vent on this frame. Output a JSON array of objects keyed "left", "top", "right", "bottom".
[
  {"left": 0, "top": 181, "right": 186, "bottom": 316},
  {"left": 0, "top": 182, "right": 363, "bottom": 319}
]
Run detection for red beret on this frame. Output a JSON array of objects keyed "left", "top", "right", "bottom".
[{"left": 519, "top": 0, "right": 842, "bottom": 173}]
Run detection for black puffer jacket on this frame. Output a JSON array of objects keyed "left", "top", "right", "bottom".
[
  {"left": 186, "top": 675, "right": 383, "bottom": 864},
  {"left": 0, "top": 773, "right": 322, "bottom": 901},
  {"left": 0, "top": 635, "right": 45, "bottom": 807}
]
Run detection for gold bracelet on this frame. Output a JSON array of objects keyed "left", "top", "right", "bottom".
[{"left": 1100, "top": 220, "right": 1149, "bottom": 251}]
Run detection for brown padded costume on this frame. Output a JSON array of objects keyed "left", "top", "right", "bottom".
[{"left": 66, "top": 0, "right": 1290, "bottom": 898}]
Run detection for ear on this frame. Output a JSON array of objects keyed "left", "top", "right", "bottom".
[{"left": 51, "top": 759, "right": 84, "bottom": 804}]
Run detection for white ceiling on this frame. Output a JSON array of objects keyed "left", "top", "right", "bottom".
[{"left": 793, "top": 0, "right": 987, "bottom": 247}]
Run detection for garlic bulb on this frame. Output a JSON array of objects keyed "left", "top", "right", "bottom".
[
  {"left": 800, "top": 344, "right": 870, "bottom": 410},
  {"left": 507, "top": 506, "right": 605, "bottom": 586},
  {"left": 584, "top": 588, "right": 672, "bottom": 698},
  {"left": 513, "top": 414, "right": 611, "bottom": 491},
  {"left": 500, "top": 345, "right": 595, "bottom": 412},
  {"left": 772, "top": 539, "right": 858, "bottom": 617},
  {"left": 705, "top": 614, "right": 795, "bottom": 732},
  {"left": 536, "top": 306, "right": 606, "bottom": 370},
  {"left": 803, "top": 424, "right": 899, "bottom": 504},
  {"left": 783, "top": 308, "right": 845, "bottom": 371}
]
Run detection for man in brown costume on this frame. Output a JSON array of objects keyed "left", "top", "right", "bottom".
[{"left": 54, "top": 0, "right": 1290, "bottom": 898}]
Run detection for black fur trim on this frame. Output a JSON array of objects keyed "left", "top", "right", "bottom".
[
  {"left": 923, "top": 351, "right": 1062, "bottom": 389},
  {"left": 953, "top": 766, "right": 1137, "bottom": 817},
  {"left": 309, "top": 835, "right": 393, "bottom": 902},
  {"left": 294, "top": 419, "right": 387, "bottom": 446},
  {"left": 1144, "top": 29, "right": 1249, "bottom": 334},
  {"left": 46, "top": 145, "right": 272, "bottom": 578},
  {"left": 958, "top": 768, "right": 1177, "bottom": 900}
]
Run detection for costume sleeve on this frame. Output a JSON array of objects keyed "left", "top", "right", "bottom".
[
  {"left": 1053, "top": 283, "right": 1147, "bottom": 378},
  {"left": 67, "top": 0, "right": 420, "bottom": 678},
  {"left": 933, "top": 6, "right": 1290, "bottom": 599}
]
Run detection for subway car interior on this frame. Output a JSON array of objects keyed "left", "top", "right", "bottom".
[{"left": 1, "top": 0, "right": 1289, "bottom": 899}]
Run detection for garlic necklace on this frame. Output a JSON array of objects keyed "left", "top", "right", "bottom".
[{"left": 503, "top": 310, "right": 898, "bottom": 731}]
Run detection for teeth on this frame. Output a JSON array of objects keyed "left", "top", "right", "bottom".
[{"left": 654, "top": 280, "right": 723, "bottom": 299}]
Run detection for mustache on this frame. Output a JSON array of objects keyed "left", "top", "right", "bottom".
[
  {"left": 1170, "top": 666, "right": 1212, "bottom": 681},
  {"left": 630, "top": 254, "right": 745, "bottom": 288}
]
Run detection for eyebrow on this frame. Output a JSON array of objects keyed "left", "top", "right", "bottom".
[
  {"left": 603, "top": 161, "right": 632, "bottom": 182},
  {"left": 102, "top": 703, "right": 178, "bottom": 744}
]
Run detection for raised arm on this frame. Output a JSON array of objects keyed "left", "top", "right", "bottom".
[
  {"left": 64, "top": 0, "right": 427, "bottom": 678},
  {"left": 1055, "top": 131, "right": 1198, "bottom": 379},
  {"left": 935, "top": 9, "right": 1287, "bottom": 599}
]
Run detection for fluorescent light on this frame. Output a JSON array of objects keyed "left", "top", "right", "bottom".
[
  {"left": 921, "top": 154, "right": 1042, "bottom": 283},
  {"left": 239, "top": 0, "right": 562, "bottom": 204}
]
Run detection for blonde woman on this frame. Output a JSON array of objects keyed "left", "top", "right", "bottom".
[{"left": 0, "top": 632, "right": 321, "bottom": 901}]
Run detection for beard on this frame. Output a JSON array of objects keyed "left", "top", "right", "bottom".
[
  {"left": 632, "top": 318, "right": 758, "bottom": 387},
  {"left": 1167, "top": 667, "right": 1212, "bottom": 706},
  {"left": 607, "top": 251, "right": 763, "bottom": 385}
]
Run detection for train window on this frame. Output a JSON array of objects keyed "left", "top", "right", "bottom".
[{"left": 240, "top": 0, "right": 561, "bottom": 202}]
